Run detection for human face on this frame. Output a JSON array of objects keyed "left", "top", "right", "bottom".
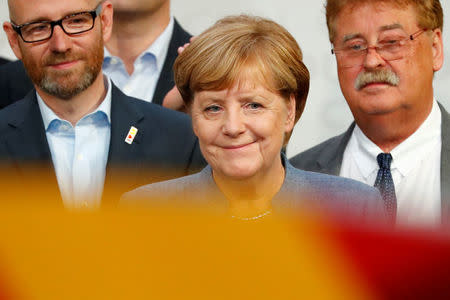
[
  {"left": 110, "top": 0, "right": 169, "bottom": 14},
  {"left": 191, "top": 77, "right": 295, "bottom": 181},
  {"left": 3, "top": 0, "right": 113, "bottom": 99},
  {"left": 333, "top": 3, "right": 443, "bottom": 121}
]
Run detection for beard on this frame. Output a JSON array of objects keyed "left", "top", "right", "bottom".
[{"left": 21, "top": 36, "right": 104, "bottom": 100}]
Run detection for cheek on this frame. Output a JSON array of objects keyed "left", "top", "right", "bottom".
[
  {"left": 251, "top": 114, "right": 285, "bottom": 143},
  {"left": 192, "top": 117, "right": 219, "bottom": 147},
  {"left": 338, "top": 68, "right": 357, "bottom": 89}
]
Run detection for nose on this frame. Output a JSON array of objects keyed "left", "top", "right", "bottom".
[
  {"left": 222, "top": 109, "right": 246, "bottom": 137},
  {"left": 48, "top": 25, "right": 72, "bottom": 53},
  {"left": 363, "top": 47, "right": 387, "bottom": 70}
]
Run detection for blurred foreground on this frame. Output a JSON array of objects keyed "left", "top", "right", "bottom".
[{"left": 0, "top": 204, "right": 448, "bottom": 300}]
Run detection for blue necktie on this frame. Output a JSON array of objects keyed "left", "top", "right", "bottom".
[{"left": 374, "top": 153, "right": 397, "bottom": 221}]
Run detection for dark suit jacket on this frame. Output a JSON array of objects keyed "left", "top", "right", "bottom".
[
  {"left": 0, "top": 83, "right": 205, "bottom": 207},
  {"left": 123, "top": 155, "right": 386, "bottom": 222},
  {"left": 0, "top": 57, "right": 10, "bottom": 66},
  {"left": 289, "top": 103, "right": 450, "bottom": 223},
  {"left": 0, "top": 19, "right": 191, "bottom": 109}
]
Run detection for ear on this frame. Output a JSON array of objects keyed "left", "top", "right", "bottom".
[
  {"left": 284, "top": 94, "right": 296, "bottom": 133},
  {"left": 431, "top": 28, "right": 444, "bottom": 72},
  {"left": 3, "top": 21, "right": 23, "bottom": 60},
  {"left": 99, "top": 0, "right": 113, "bottom": 43}
]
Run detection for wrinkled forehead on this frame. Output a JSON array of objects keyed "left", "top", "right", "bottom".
[
  {"left": 333, "top": 2, "right": 418, "bottom": 42},
  {"left": 9, "top": 0, "right": 97, "bottom": 23}
]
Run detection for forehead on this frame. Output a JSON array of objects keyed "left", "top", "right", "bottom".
[
  {"left": 333, "top": 2, "right": 418, "bottom": 40},
  {"left": 109, "top": 0, "right": 166, "bottom": 10},
  {"left": 196, "top": 64, "right": 279, "bottom": 98},
  {"left": 10, "top": 0, "right": 95, "bottom": 23}
]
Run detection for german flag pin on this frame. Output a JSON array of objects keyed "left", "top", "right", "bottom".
[{"left": 125, "top": 126, "right": 138, "bottom": 144}]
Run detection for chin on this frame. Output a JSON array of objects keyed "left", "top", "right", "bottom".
[
  {"left": 359, "top": 102, "right": 401, "bottom": 116},
  {"left": 218, "top": 164, "right": 260, "bottom": 180}
]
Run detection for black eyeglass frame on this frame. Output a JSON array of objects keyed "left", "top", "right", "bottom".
[{"left": 11, "top": 4, "right": 102, "bottom": 43}]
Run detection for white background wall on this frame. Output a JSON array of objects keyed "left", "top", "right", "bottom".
[{"left": 1, "top": 0, "right": 450, "bottom": 158}]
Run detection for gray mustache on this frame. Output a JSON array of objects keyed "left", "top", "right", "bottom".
[{"left": 355, "top": 69, "right": 399, "bottom": 90}]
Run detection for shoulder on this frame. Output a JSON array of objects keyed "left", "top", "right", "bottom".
[
  {"left": 439, "top": 102, "right": 450, "bottom": 122},
  {"left": 121, "top": 166, "right": 210, "bottom": 204},
  {"left": 0, "top": 57, "right": 10, "bottom": 65},
  {"left": 0, "top": 60, "right": 26, "bottom": 75},
  {"left": 286, "top": 164, "right": 379, "bottom": 197},
  {"left": 282, "top": 162, "right": 384, "bottom": 219},
  {"left": 112, "top": 84, "right": 192, "bottom": 125},
  {"left": 0, "top": 60, "right": 33, "bottom": 108},
  {"left": 0, "top": 95, "right": 33, "bottom": 128},
  {"left": 172, "top": 18, "right": 192, "bottom": 44},
  {"left": 289, "top": 133, "right": 346, "bottom": 169}
]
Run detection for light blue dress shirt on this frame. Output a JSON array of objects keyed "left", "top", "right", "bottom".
[
  {"left": 36, "top": 77, "right": 112, "bottom": 210},
  {"left": 103, "top": 17, "right": 174, "bottom": 102}
]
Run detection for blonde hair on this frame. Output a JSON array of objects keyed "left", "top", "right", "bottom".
[
  {"left": 326, "top": 0, "right": 443, "bottom": 42},
  {"left": 174, "top": 15, "right": 310, "bottom": 142}
]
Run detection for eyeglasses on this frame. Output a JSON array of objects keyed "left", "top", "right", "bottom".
[
  {"left": 11, "top": 4, "right": 102, "bottom": 43},
  {"left": 331, "top": 29, "right": 427, "bottom": 68}
]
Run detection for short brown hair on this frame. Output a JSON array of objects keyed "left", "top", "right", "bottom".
[
  {"left": 325, "top": 0, "right": 443, "bottom": 42},
  {"left": 173, "top": 15, "right": 310, "bottom": 141}
]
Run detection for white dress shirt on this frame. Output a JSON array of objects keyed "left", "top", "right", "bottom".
[
  {"left": 340, "top": 100, "right": 442, "bottom": 227},
  {"left": 37, "top": 77, "right": 112, "bottom": 210},
  {"left": 103, "top": 17, "right": 174, "bottom": 102}
]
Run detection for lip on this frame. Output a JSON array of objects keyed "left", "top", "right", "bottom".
[
  {"left": 221, "top": 142, "right": 255, "bottom": 150},
  {"left": 48, "top": 60, "right": 78, "bottom": 70},
  {"left": 360, "top": 82, "right": 392, "bottom": 92}
]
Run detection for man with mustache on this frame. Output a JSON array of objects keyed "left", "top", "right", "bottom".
[
  {"left": 290, "top": 0, "right": 448, "bottom": 226},
  {"left": 0, "top": 0, "right": 204, "bottom": 208}
]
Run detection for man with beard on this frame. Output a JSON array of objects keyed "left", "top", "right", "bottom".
[
  {"left": 0, "top": 0, "right": 191, "bottom": 109},
  {"left": 0, "top": 0, "right": 204, "bottom": 209},
  {"left": 290, "top": 0, "right": 448, "bottom": 227}
]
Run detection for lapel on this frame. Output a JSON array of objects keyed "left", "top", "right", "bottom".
[
  {"left": 102, "top": 84, "right": 145, "bottom": 205},
  {"left": 315, "top": 123, "right": 355, "bottom": 176},
  {"left": 152, "top": 19, "right": 192, "bottom": 105},
  {"left": 438, "top": 103, "right": 450, "bottom": 222},
  {"left": 3, "top": 91, "right": 61, "bottom": 203}
]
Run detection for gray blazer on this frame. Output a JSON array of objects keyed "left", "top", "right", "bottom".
[
  {"left": 289, "top": 103, "right": 450, "bottom": 223},
  {"left": 122, "top": 156, "right": 385, "bottom": 221}
]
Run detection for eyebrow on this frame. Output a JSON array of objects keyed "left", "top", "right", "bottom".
[
  {"left": 14, "top": 7, "right": 93, "bottom": 25},
  {"left": 341, "top": 23, "right": 405, "bottom": 43},
  {"left": 379, "top": 23, "right": 404, "bottom": 31},
  {"left": 342, "top": 33, "right": 364, "bottom": 43}
]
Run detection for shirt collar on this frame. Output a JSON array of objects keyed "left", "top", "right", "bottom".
[
  {"left": 37, "top": 75, "right": 113, "bottom": 129},
  {"left": 352, "top": 99, "right": 442, "bottom": 179},
  {"left": 103, "top": 16, "right": 174, "bottom": 73}
]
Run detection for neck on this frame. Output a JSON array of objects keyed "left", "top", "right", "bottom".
[
  {"left": 213, "top": 157, "right": 285, "bottom": 218},
  {"left": 357, "top": 100, "right": 434, "bottom": 153},
  {"left": 106, "top": 7, "right": 170, "bottom": 75},
  {"left": 36, "top": 74, "right": 107, "bottom": 126}
]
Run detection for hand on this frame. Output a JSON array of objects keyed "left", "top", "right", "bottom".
[
  {"left": 162, "top": 37, "right": 196, "bottom": 112},
  {"left": 162, "top": 86, "right": 186, "bottom": 112},
  {"left": 177, "top": 36, "right": 196, "bottom": 54}
]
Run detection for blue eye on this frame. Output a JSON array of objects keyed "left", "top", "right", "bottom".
[
  {"left": 247, "top": 102, "right": 262, "bottom": 109},
  {"left": 348, "top": 43, "right": 364, "bottom": 51},
  {"left": 204, "top": 105, "right": 222, "bottom": 113},
  {"left": 379, "top": 38, "right": 402, "bottom": 48}
]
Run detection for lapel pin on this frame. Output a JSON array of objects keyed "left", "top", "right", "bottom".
[{"left": 125, "top": 126, "right": 138, "bottom": 144}]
